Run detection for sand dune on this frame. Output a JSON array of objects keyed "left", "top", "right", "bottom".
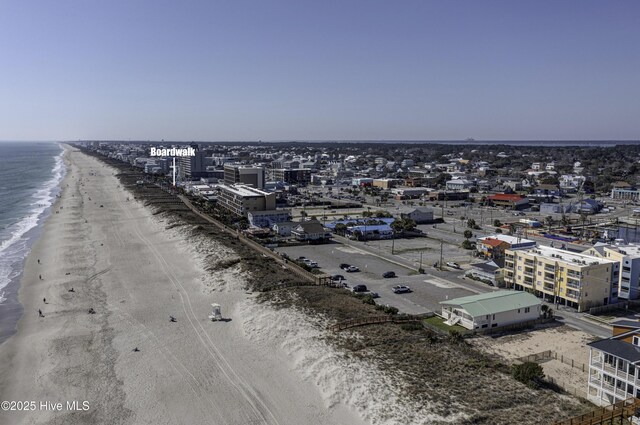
[{"left": 0, "top": 147, "right": 367, "bottom": 425}]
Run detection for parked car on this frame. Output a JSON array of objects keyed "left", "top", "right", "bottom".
[
  {"left": 368, "top": 291, "right": 380, "bottom": 298},
  {"left": 339, "top": 263, "right": 351, "bottom": 270},
  {"left": 392, "top": 285, "right": 411, "bottom": 294},
  {"left": 382, "top": 271, "right": 396, "bottom": 278},
  {"left": 304, "top": 259, "right": 319, "bottom": 268},
  {"left": 446, "top": 262, "right": 461, "bottom": 269},
  {"left": 346, "top": 266, "right": 360, "bottom": 273},
  {"left": 331, "top": 274, "right": 345, "bottom": 281},
  {"left": 351, "top": 284, "right": 368, "bottom": 293},
  {"left": 298, "top": 256, "right": 306, "bottom": 260}
]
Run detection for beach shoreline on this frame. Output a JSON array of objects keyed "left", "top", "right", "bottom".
[
  {"left": 0, "top": 146, "right": 367, "bottom": 425},
  {"left": 0, "top": 143, "right": 66, "bottom": 346}
]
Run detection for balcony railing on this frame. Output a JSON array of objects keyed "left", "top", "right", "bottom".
[{"left": 565, "top": 290, "right": 580, "bottom": 300}]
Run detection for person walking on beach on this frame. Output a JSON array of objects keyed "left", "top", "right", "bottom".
[
  {"left": 39, "top": 274, "right": 42, "bottom": 280},
  {"left": 43, "top": 298, "right": 46, "bottom": 304},
  {"left": 37, "top": 259, "right": 40, "bottom": 264},
  {"left": 38, "top": 309, "right": 43, "bottom": 318}
]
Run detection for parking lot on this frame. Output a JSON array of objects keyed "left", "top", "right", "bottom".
[{"left": 276, "top": 241, "right": 495, "bottom": 315}]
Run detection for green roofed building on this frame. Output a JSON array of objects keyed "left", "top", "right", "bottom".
[{"left": 440, "top": 291, "right": 541, "bottom": 330}]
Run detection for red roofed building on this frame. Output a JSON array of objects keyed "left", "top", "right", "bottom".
[
  {"left": 478, "top": 238, "right": 510, "bottom": 260},
  {"left": 487, "top": 193, "right": 529, "bottom": 210}
]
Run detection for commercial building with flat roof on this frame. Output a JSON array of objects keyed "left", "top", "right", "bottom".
[
  {"left": 487, "top": 193, "right": 530, "bottom": 210},
  {"left": 504, "top": 245, "right": 617, "bottom": 312},
  {"left": 224, "top": 164, "right": 265, "bottom": 189},
  {"left": 611, "top": 187, "right": 640, "bottom": 201},
  {"left": 272, "top": 168, "right": 311, "bottom": 185},
  {"left": 217, "top": 184, "right": 275, "bottom": 216}
]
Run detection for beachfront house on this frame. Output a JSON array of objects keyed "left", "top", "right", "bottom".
[
  {"left": 440, "top": 291, "right": 541, "bottom": 330},
  {"left": 587, "top": 320, "right": 640, "bottom": 406}
]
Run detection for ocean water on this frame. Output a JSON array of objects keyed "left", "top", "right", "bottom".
[{"left": 0, "top": 142, "right": 65, "bottom": 304}]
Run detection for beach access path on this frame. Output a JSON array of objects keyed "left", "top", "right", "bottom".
[{"left": 0, "top": 146, "right": 365, "bottom": 425}]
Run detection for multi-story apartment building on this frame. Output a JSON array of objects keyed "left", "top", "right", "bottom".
[
  {"left": 217, "top": 184, "right": 275, "bottom": 216},
  {"left": 587, "top": 320, "right": 640, "bottom": 405},
  {"left": 224, "top": 164, "right": 265, "bottom": 189},
  {"left": 583, "top": 243, "right": 640, "bottom": 300},
  {"left": 503, "top": 246, "right": 616, "bottom": 312},
  {"left": 272, "top": 168, "right": 311, "bottom": 185},
  {"left": 178, "top": 145, "right": 207, "bottom": 179}
]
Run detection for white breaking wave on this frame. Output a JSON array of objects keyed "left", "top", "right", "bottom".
[{"left": 0, "top": 144, "right": 66, "bottom": 302}]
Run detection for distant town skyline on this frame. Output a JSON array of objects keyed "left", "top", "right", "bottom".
[{"left": 1, "top": 1, "right": 639, "bottom": 141}]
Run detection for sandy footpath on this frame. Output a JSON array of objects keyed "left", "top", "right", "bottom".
[{"left": 0, "top": 146, "right": 367, "bottom": 425}]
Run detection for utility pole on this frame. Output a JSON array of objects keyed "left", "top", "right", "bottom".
[
  {"left": 439, "top": 239, "right": 444, "bottom": 271},
  {"left": 391, "top": 230, "right": 395, "bottom": 254},
  {"left": 419, "top": 250, "right": 423, "bottom": 272}
]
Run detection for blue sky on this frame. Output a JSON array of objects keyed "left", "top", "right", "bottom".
[{"left": 0, "top": 1, "right": 638, "bottom": 141}]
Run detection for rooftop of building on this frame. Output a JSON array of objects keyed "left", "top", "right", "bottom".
[
  {"left": 515, "top": 245, "right": 615, "bottom": 266},
  {"left": 481, "top": 238, "right": 509, "bottom": 247},
  {"left": 219, "top": 184, "right": 271, "bottom": 197},
  {"left": 588, "top": 339, "right": 640, "bottom": 364},
  {"left": 478, "top": 234, "right": 536, "bottom": 246},
  {"left": 470, "top": 261, "right": 500, "bottom": 273},
  {"left": 293, "top": 221, "right": 327, "bottom": 234},
  {"left": 612, "top": 319, "right": 640, "bottom": 329},
  {"left": 440, "top": 290, "right": 540, "bottom": 317},
  {"left": 488, "top": 193, "right": 527, "bottom": 201}
]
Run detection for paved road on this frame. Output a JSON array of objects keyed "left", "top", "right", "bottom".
[{"left": 550, "top": 305, "right": 611, "bottom": 339}]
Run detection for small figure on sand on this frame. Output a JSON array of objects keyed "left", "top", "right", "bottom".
[
  {"left": 132, "top": 347, "right": 140, "bottom": 352},
  {"left": 88, "top": 308, "right": 95, "bottom": 314},
  {"left": 37, "top": 259, "right": 40, "bottom": 264},
  {"left": 169, "top": 315, "right": 177, "bottom": 322},
  {"left": 38, "top": 309, "right": 44, "bottom": 318},
  {"left": 39, "top": 274, "right": 42, "bottom": 280},
  {"left": 43, "top": 298, "right": 47, "bottom": 304},
  {"left": 68, "top": 287, "right": 75, "bottom": 292}
]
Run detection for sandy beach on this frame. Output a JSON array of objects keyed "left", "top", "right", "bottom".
[{"left": 0, "top": 146, "right": 368, "bottom": 425}]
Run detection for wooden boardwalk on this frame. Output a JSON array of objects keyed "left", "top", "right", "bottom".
[
  {"left": 329, "top": 314, "right": 429, "bottom": 332},
  {"left": 552, "top": 397, "right": 640, "bottom": 425}
]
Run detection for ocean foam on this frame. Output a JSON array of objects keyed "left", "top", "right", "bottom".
[{"left": 0, "top": 144, "right": 66, "bottom": 302}]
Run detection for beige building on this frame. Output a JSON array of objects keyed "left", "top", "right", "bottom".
[
  {"left": 224, "top": 164, "right": 265, "bottom": 189},
  {"left": 372, "top": 178, "right": 401, "bottom": 189},
  {"left": 217, "top": 184, "right": 275, "bottom": 216},
  {"left": 504, "top": 246, "right": 616, "bottom": 312}
]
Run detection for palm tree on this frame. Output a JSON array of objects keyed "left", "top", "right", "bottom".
[{"left": 544, "top": 216, "right": 554, "bottom": 233}]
